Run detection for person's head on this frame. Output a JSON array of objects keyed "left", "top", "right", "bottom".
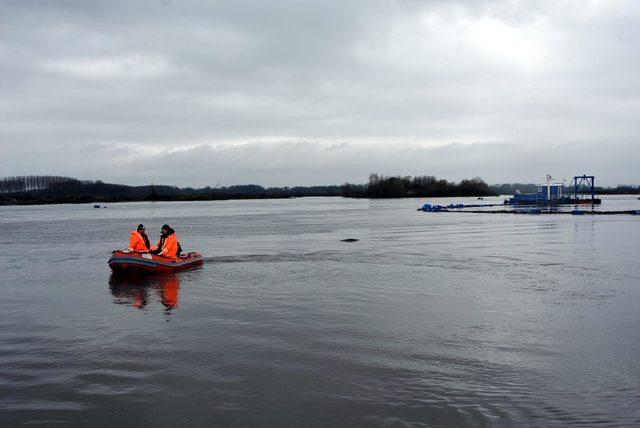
[
  {"left": 137, "top": 224, "right": 145, "bottom": 233},
  {"left": 161, "top": 224, "right": 171, "bottom": 234}
]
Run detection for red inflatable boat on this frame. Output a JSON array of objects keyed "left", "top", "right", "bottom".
[{"left": 108, "top": 250, "right": 203, "bottom": 274}]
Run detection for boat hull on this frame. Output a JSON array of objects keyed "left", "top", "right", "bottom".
[{"left": 108, "top": 250, "right": 203, "bottom": 274}]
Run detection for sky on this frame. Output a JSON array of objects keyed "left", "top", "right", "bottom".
[{"left": 1, "top": 0, "right": 639, "bottom": 187}]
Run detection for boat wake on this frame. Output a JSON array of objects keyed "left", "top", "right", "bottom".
[{"left": 202, "top": 251, "right": 343, "bottom": 264}]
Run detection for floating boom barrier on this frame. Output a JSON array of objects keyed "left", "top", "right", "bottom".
[{"left": 418, "top": 203, "right": 640, "bottom": 216}]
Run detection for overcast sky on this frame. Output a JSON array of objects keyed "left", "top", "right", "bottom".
[{"left": 1, "top": 0, "right": 639, "bottom": 187}]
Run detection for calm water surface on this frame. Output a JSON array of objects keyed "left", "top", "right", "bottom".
[{"left": 1, "top": 196, "right": 639, "bottom": 426}]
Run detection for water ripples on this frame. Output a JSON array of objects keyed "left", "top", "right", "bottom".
[{"left": 1, "top": 197, "right": 640, "bottom": 425}]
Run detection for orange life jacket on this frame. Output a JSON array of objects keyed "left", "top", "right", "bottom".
[
  {"left": 128, "top": 230, "right": 150, "bottom": 252},
  {"left": 154, "top": 233, "right": 179, "bottom": 259}
]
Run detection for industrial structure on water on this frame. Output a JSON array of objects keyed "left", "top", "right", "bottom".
[
  {"left": 507, "top": 175, "right": 602, "bottom": 206},
  {"left": 418, "top": 173, "right": 640, "bottom": 215}
]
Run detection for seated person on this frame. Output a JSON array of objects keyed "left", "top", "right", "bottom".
[
  {"left": 150, "top": 224, "right": 182, "bottom": 259},
  {"left": 127, "top": 224, "right": 151, "bottom": 252}
]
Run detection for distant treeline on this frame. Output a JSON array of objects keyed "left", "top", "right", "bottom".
[
  {"left": 0, "top": 175, "right": 85, "bottom": 193},
  {"left": 0, "top": 175, "right": 637, "bottom": 205},
  {"left": 362, "top": 174, "right": 496, "bottom": 198},
  {"left": 0, "top": 175, "right": 346, "bottom": 204},
  {"left": 592, "top": 185, "right": 640, "bottom": 195},
  {"left": 491, "top": 183, "right": 540, "bottom": 195}
]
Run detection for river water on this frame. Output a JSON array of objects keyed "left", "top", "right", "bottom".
[{"left": 1, "top": 196, "right": 639, "bottom": 426}]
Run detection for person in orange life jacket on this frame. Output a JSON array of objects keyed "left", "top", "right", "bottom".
[
  {"left": 150, "top": 224, "right": 182, "bottom": 259},
  {"left": 128, "top": 224, "right": 151, "bottom": 252}
]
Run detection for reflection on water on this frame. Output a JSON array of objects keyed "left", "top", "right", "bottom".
[{"left": 109, "top": 273, "right": 180, "bottom": 310}]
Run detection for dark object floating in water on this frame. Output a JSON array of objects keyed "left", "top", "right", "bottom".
[
  {"left": 94, "top": 205, "right": 100, "bottom": 208},
  {"left": 477, "top": 197, "right": 484, "bottom": 200},
  {"left": 341, "top": 238, "right": 359, "bottom": 242}
]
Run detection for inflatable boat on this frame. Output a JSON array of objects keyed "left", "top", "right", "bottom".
[{"left": 108, "top": 250, "right": 203, "bottom": 274}]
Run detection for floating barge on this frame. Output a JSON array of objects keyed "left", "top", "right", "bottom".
[
  {"left": 416, "top": 173, "right": 640, "bottom": 215},
  {"left": 506, "top": 174, "right": 601, "bottom": 206}
]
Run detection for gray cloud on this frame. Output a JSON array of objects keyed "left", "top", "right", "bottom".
[{"left": 1, "top": 0, "right": 639, "bottom": 186}]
